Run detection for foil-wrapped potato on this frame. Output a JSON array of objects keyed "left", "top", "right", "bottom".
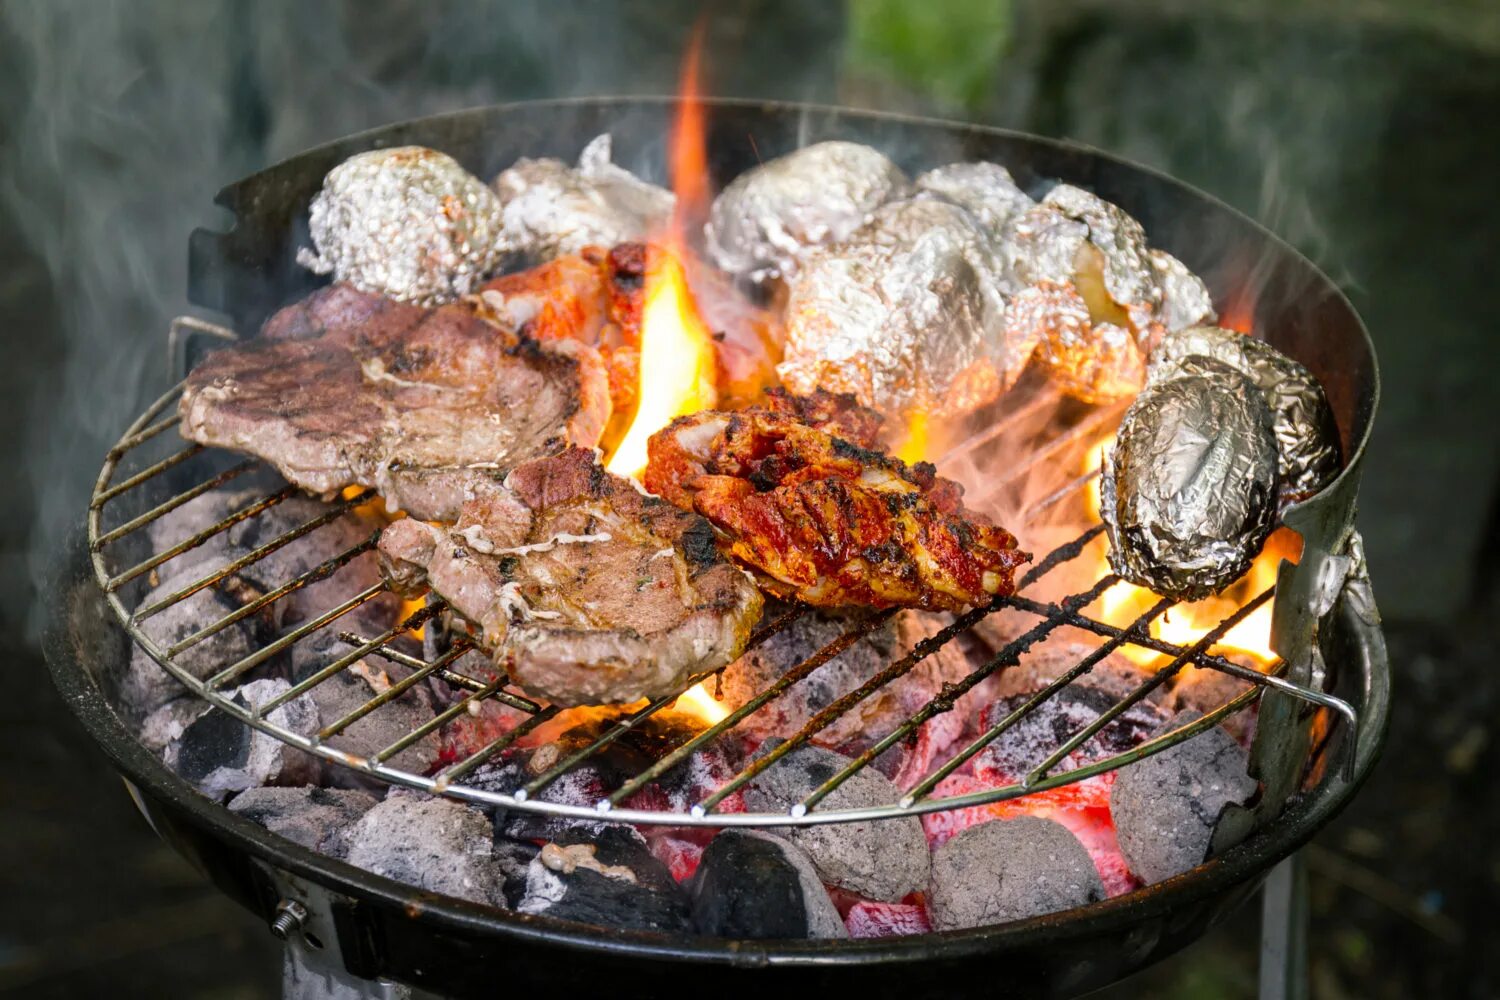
[
  {"left": 491, "top": 133, "right": 673, "bottom": 260},
  {"left": 1004, "top": 184, "right": 1216, "bottom": 403},
  {"left": 1101, "top": 358, "right": 1280, "bottom": 601},
  {"left": 1147, "top": 325, "right": 1342, "bottom": 503},
  {"left": 705, "top": 140, "right": 909, "bottom": 280},
  {"left": 914, "top": 161, "right": 1035, "bottom": 241},
  {"left": 777, "top": 198, "right": 1019, "bottom": 419},
  {"left": 297, "top": 146, "right": 506, "bottom": 305}
]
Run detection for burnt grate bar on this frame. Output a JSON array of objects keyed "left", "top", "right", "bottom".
[{"left": 89, "top": 381, "right": 1358, "bottom": 828}]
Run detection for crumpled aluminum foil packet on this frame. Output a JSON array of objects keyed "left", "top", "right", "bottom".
[
  {"left": 1101, "top": 357, "right": 1280, "bottom": 601},
  {"left": 705, "top": 140, "right": 909, "bottom": 281},
  {"left": 297, "top": 146, "right": 506, "bottom": 305},
  {"left": 777, "top": 198, "right": 1021, "bottom": 419},
  {"left": 1147, "top": 325, "right": 1342, "bottom": 502},
  {"left": 491, "top": 133, "right": 674, "bottom": 260},
  {"left": 914, "top": 161, "right": 1035, "bottom": 243},
  {"left": 1002, "top": 183, "right": 1216, "bottom": 402}
]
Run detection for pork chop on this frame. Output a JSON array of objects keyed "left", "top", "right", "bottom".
[
  {"left": 178, "top": 284, "right": 611, "bottom": 521},
  {"left": 378, "top": 448, "right": 763, "bottom": 707}
]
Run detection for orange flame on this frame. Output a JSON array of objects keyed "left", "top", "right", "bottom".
[
  {"left": 603, "top": 24, "right": 719, "bottom": 479},
  {"left": 1085, "top": 434, "right": 1292, "bottom": 668},
  {"left": 674, "top": 680, "right": 730, "bottom": 726},
  {"left": 894, "top": 409, "right": 930, "bottom": 465}
]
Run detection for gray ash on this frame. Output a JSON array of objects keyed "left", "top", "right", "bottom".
[
  {"left": 226, "top": 785, "right": 379, "bottom": 858},
  {"left": 742, "top": 740, "right": 929, "bottom": 902},
  {"left": 163, "top": 678, "right": 321, "bottom": 799},
  {"left": 291, "top": 631, "right": 441, "bottom": 781},
  {"left": 344, "top": 791, "right": 508, "bottom": 908},
  {"left": 1109, "top": 715, "right": 1257, "bottom": 884},
  {"left": 927, "top": 816, "right": 1105, "bottom": 930},
  {"left": 470, "top": 712, "right": 739, "bottom": 841},
  {"left": 116, "top": 566, "right": 264, "bottom": 724},
  {"left": 974, "top": 681, "right": 1169, "bottom": 782},
  {"left": 688, "top": 830, "right": 846, "bottom": 939}
]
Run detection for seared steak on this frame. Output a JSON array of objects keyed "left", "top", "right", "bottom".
[
  {"left": 378, "top": 448, "right": 763, "bottom": 707},
  {"left": 179, "top": 284, "right": 610, "bottom": 520}
]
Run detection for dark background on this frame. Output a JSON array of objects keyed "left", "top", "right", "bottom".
[{"left": 2, "top": 2, "right": 1496, "bottom": 996}]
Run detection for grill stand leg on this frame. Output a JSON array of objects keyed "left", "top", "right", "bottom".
[{"left": 1258, "top": 853, "right": 1309, "bottom": 1000}]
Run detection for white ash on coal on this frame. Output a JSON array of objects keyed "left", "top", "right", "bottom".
[
  {"left": 1165, "top": 666, "right": 1258, "bottom": 744},
  {"left": 1109, "top": 715, "right": 1257, "bottom": 884},
  {"left": 115, "top": 565, "right": 263, "bottom": 724},
  {"left": 217, "top": 494, "right": 399, "bottom": 632},
  {"left": 720, "top": 606, "right": 987, "bottom": 782},
  {"left": 927, "top": 816, "right": 1105, "bottom": 930},
  {"left": 742, "top": 741, "right": 929, "bottom": 903},
  {"left": 993, "top": 639, "right": 1166, "bottom": 705},
  {"left": 345, "top": 791, "right": 509, "bottom": 908},
  {"left": 687, "top": 830, "right": 847, "bottom": 940},
  {"left": 472, "top": 711, "right": 742, "bottom": 842},
  {"left": 163, "top": 678, "right": 320, "bottom": 800},
  {"left": 139, "top": 696, "right": 214, "bottom": 755},
  {"left": 718, "top": 604, "right": 902, "bottom": 747},
  {"left": 291, "top": 630, "right": 441, "bottom": 781},
  {"left": 226, "top": 785, "right": 378, "bottom": 858},
  {"left": 974, "top": 679, "right": 1169, "bottom": 784},
  {"left": 492, "top": 839, "right": 542, "bottom": 910},
  {"left": 517, "top": 827, "right": 691, "bottom": 933}
]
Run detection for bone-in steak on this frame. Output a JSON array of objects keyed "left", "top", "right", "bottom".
[
  {"left": 378, "top": 448, "right": 763, "bottom": 707},
  {"left": 179, "top": 284, "right": 611, "bottom": 521}
]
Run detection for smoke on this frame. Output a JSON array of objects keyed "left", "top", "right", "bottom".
[{"left": 0, "top": 0, "right": 841, "bottom": 641}]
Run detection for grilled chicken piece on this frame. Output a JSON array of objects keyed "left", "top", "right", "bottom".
[
  {"left": 644, "top": 393, "right": 1030, "bottom": 612},
  {"left": 179, "top": 284, "right": 610, "bottom": 522},
  {"left": 471, "top": 244, "right": 644, "bottom": 426},
  {"left": 378, "top": 448, "right": 763, "bottom": 707}
]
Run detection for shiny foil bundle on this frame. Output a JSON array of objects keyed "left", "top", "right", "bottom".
[
  {"left": 1101, "top": 358, "right": 1279, "bottom": 601},
  {"left": 1148, "top": 325, "right": 1342, "bottom": 502},
  {"left": 492, "top": 134, "right": 673, "bottom": 260},
  {"left": 914, "top": 161, "right": 1035, "bottom": 241},
  {"left": 705, "top": 140, "right": 909, "bottom": 280},
  {"left": 778, "top": 198, "right": 1016, "bottom": 420},
  {"left": 1004, "top": 184, "right": 1216, "bottom": 403},
  {"left": 297, "top": 146, "right": 506, "bottom": 305}
]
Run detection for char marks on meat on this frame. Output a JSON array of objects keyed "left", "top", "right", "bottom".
[
  {"left": 378, "top": 448, "right": 763, "bottom": 706},
  {"left": 645, "top": 391, "right": 1029, "bottom": 612},
  {"left": 178, "top": 284, "right": 611, "bottom": 521}
]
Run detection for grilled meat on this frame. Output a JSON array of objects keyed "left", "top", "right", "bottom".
[
  {"left": 378, "top": 448, "right": 763, "bottom": 707},
  {"left": 179, "top": 284, "right": 610, "bottom": 521},
  {"left": 644, "top": 393, "right": 1030, "bottom": 612}
]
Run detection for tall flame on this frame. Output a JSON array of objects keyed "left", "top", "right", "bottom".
[{"left": 603, "top": 21, "right": 718, "bottom": 479}]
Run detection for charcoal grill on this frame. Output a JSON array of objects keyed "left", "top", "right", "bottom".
[{"left": 47, "top": 98, "right": 1387, "bottom": 999}]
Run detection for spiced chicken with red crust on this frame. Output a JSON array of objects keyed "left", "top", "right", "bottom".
[{"left": 645, "top": 391, "right": 1030, "bottom": 612}]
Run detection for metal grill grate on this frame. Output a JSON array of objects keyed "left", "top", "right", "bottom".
[{"left": 89, "top": 379, "right": 1357, "bottom": 829}]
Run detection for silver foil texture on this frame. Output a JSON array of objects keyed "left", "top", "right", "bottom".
[
  {"left": 298, "top": 146, "right": 506, "bottom": 305},
  {"left": 914, "top": 161, "right": 1034, "bottom": 240},
  {"left": 705, "top": 140, "right": 909, "bottom": 280},
  {"left": 778, "top": 198, "right": 1016, "bottom": 419},
  {"left": 1147, "top": 325, "right": 1342, "bottom": 502},
  {"left": 1003, "top": 184, "right": 1217, "bottom": 403},
  {"left": 491, "top": 133, "right": 673, "bottom": 260},
  {"left": 1101, "top": 358, "right": 1280, "bottom": 601}
]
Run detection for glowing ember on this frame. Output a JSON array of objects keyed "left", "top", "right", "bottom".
[{"left": 603, "top": 23, "right": 718, "bottom": 479}]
